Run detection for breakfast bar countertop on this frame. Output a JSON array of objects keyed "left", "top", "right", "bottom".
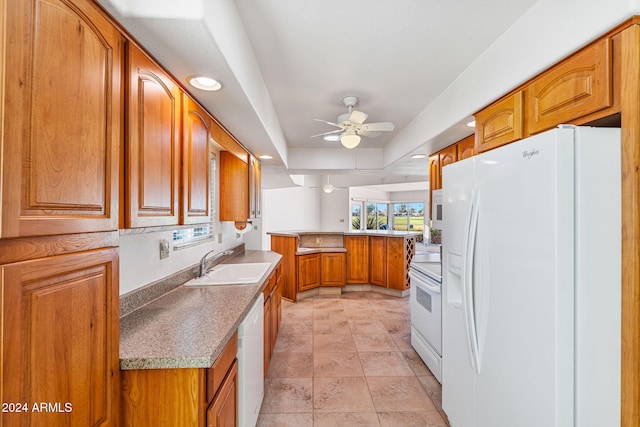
[{"left": 119, "top": 250, "right": 281, "bottom": 370}]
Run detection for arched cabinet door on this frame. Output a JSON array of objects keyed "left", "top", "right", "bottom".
[
  {"left": 126, "top": 43, "right": 181, "bottom": 228},
  {"left": 182, "top": 97, "right": 211, "bottom": 224},
  {"left": 1, "top": 0, "right": 123, "bottom": 237}
]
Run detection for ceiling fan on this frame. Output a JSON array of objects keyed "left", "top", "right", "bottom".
[
  {"left": 312, "top": 96, "right": 395, "bottom": 149},
  {"left": 310, "top": 176, "right": 347, "bottom": 193}
]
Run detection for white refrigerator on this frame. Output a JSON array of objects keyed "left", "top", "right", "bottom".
[{"left": 441, "top": 126, "right": 621, "bottom": 427}]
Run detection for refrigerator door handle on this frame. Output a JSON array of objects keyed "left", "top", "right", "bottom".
[{"left": 463, "top": 189, "right": 481, "bottom": 375}]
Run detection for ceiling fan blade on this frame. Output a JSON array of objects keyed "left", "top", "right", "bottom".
[
  {"left": 313, "top": 118, "right": 344, "bottom": 128},
  {"left": 359, "top": 130, "right": 382, "bottom": 138},
  {"left": 360, "top": 122, "right": 395, "bottom": 132},
  {"left": 349, "top": 110, "right": 368, "bottom": 124},
  {"left": 311, "top": 129, "right": 343, "bottom": 138}
]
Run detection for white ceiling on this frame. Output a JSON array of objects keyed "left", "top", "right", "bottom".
[{"left": 98, "top": 0, "right": 537, "bottom": 186}]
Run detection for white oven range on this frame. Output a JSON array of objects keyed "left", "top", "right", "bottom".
[{"left": 409, "top": 254, "right": 442, "bottom": 383}]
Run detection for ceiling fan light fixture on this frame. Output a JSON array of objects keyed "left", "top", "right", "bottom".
[
  {"left": 322, "top": 184, "right": 335, "bottom": 193},
  {"left": 340, "top": 131, "right": 361, "bottom": 149}
]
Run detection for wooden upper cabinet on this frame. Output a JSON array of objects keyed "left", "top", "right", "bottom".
[
  {"left": 126, "top": 43, "right": 181, "bottom": 228},
  {"left": 220, "top": 151, "right": 249, "bottom": 224},
  {"left": 249, "top": 156, "right": 262, "bottom": 219},
  {"left": 429, "top": 155, "right": 441, "bottom": 191},
  {"left": 2, "top": 248, "right": 120, "bottom": 427},
  {"left": 182, "top": 96, "right": 211, "bottom": 224},
  {"left": 439, "top": 144, "right": 457, "bottom": 169},
  {"left": 457, "top": 135, "right": 476, "bottom": 160},
  {"left": 526, "top": 38, "right": 612, "bottom": 135},
  {"left": 1, "top": 0, "right": 122, "bottom": 237},
  {"left": 345, "top": 235, "right": 369, "bottom": 284},
  {"left": 429, "top": 154, "right": 440, "bottom": 219},
  {"left": 475, "top": 91, "right": 524, "bottom": 153},
  {"left": 321, "top": 252, "right": 346, "bottom": 287}
]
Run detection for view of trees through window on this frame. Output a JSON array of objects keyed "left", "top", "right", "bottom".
[
  {"left": 351, "top": 201, "right": 424, "bottom": 232},
  {"left": 392, "top": 202, "right": 424, "bottom": 232}
]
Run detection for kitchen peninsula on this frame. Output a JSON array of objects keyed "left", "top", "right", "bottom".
[{"left": 269, "top": 230, "right": 420, "bottom": 301}]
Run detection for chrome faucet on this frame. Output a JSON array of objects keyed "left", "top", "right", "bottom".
[{"left": 198, "top": 249, "right": 234, "bottom": 278}]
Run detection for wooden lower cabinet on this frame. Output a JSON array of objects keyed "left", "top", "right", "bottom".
[
  {"left": 121, "top": 333, "right": 238, "bottom": 427},
  {"left": 321, "top": 252, "right": 346, "bottom": 286},
  {"left": 369, "top": 236, "right": 388, "bottom": 287},
  {"left": 387, "top": 237, "right": 415, "bottom": 290},
  {"left": 1, "top": 247, "right": 120, "bottom": 427},
  {"left": 270, "top": 235, "right": 298, "bottom": 301},
  {"left": 344, "top": 236, "right": 369, "bottom": 284},
  {"left": 270, "top": 280, "right": 281, "bottom": 355},
  {"left": 297, "top": 253, "right": 321, "bottom": 292},
  {"left": 207, "top": 360, "right": 238, "bottom": 427},
  {"left": 263, "top": 266, "right": 283, "bottom": 377},
  {"left": 263, "top": 294, "right": 272, "bottom": 376}
]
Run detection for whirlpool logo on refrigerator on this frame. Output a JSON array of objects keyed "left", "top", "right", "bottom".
[{"left": 522, "top": 148, "right": 540, "bottom": 159}]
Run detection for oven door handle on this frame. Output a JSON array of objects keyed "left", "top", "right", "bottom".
[{"left": 409, "top": 272, "right": 441, "bottom": 294}]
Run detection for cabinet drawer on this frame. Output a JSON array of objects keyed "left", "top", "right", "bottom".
[
  {"left": 206, "top": 333, "right": 238, "bottom": 403},
  {"left": 475, "top": 91, "right": 524, "bottom": 153},
  {"left": 526, "top": 37, "right": 612, "bottom": 135}
]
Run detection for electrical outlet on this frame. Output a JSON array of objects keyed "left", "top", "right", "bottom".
[
  {"left": 159, "top": 239, "right": 170, "bottom": 259},
  {"left": 315, "top": 237, "right": 322, "bottom": 244},
  {"left": 217, "top": 233, "right": 222, "bottom": 244}
]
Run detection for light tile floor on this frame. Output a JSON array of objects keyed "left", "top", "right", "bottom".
[{"left": 257, "top": 291, "right": 449, "bottom": 427}]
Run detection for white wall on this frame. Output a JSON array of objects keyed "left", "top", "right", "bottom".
[
  {"left": 320, "top": 189, "right": 350, "bottom": 231},
  {"left": 261, "top": 185, "right": 322, "bottom": 249},
  {"left": 390, "top": 190, "right": 427, "bottom": 203},
  {"left": 349, "top": 187, "right": 390, "bottom": 202},
  {"left": 119, "top": 222, "right": 243, "bottom": 295}
]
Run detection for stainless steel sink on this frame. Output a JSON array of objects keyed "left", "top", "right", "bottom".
[{"left": 184, "top": 262, "right": 271, "bottom": 286}]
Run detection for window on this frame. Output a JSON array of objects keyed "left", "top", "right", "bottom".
[
  {"left": 173, "top": 150, "right": 221, "bottom": 249},
  {"left": 351, "top": 203, "right": 363, "bottom": 230},
  {"left": 365, "top": 202, "right": 389, "bottom": 230},
  {"left": 392, "top": 202, "right": 425, "bottom": 232}
]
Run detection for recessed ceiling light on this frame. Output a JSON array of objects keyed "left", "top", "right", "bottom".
[
  {"left": 323, "top": 134, "right": 340, "bottom": 142},
  {"left": 259, "top": 154, "right": 273, "bottom": 160},
  {"left": 411, "top": 154, "right": 427, "bottom": 159},
  {"left": 187, "top": 75, "right": 222, "bottom": 91},
  {"left": 466, "top": 120, "right": 476, "bottom": 127}
]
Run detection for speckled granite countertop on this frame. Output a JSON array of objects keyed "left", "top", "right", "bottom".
[{"left": 119, "top": 250, "right": 282, "bottom": 370}]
